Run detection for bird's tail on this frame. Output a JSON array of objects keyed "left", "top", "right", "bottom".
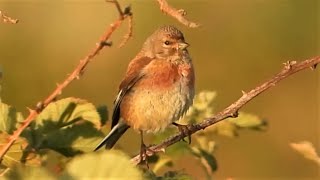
[{"left": 94, "top": 122, "right": 130, "bottom": 151}]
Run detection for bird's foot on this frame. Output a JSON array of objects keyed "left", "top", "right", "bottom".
[
  {"left": 139, "top": 143, "right": 157, "bottom": 169},
  {"left": 172, "top": 122, "right": 192, "bottom": 144}
]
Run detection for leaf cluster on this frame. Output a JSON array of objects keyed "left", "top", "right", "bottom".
[{"left": 0, "top": 91, "right": 266, "bottom": 179}]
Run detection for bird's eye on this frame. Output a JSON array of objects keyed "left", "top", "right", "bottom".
[{"left": 164, "top": 41, "right": 171, "bottom": 45}]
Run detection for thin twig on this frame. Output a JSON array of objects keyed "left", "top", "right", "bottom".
[
  {"left": 0, "top": 10, "right": 18, "bottom": 24},
  {"left": 131, "top": 56, "right": 320, "bottom": 164},
  {"left": 0, "top": 0, "right": 132, "bottom": 162},
  {"left": 119, "top": 13, "right": 133, "bottom": 48},
  {"left": 156, "top": 0, "right": 199, "bottom": 28}
]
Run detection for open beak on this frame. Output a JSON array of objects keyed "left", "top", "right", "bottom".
[{"left": 178, "top": 42, "right": 189, "bottom": 50}]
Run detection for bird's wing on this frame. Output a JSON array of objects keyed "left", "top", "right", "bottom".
[{"left": 111, "top": 56, "right": 154, "bottom": 128}]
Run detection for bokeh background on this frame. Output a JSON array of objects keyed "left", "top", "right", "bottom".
[{"left": 0, "top": 0, "right": 319, "bottom": 179}]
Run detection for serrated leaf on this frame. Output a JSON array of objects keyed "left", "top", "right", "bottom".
[
  {"left": 229, "top": 112, "right": 266, "bottom": 129},
  {"left": 29, "top": 98, "right": 104, "bottom": 156},
  {"left": 4, "top": 166, "right": 56, "bottom": 180},
  {"left": 0, "top": 133, "right": 41, "bottom": 168},
  {"left": 39, "top": 122, "right": 104, "bottom": 156},
  {"left": 63, "top": 150, "right": 142, "bottom": 179},
  {"left": 0, "top": 102, "right": 23, "bottom": 134},
  {"left": 34, "top": 97, "right": 101, "bottom": 130},
  {"left": 290, "top": 141, "right": 320, "bottom": 166}
]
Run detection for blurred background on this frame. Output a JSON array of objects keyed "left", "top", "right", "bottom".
[{"left": 0, "top": 0, "right": 319, "bottom": 179}]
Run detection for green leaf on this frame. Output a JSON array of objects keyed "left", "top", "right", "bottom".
[
  {"left": 34, "top": 97, "right": 101, "bottom": 130},
  {"left": 182, "top": 91, "right": 217, "bottom": 124},
  {"left": 0, "top": 133, "right": 41, "bottom": 168},
  {"left": 39, "top": 122, "right": 104, "bottom": 156},
  {"left": 96, "top": 105, "right": 108, "bottom": 126},
  {"left": 0, "top": 102, "right": 23, "bottom": 134},
  {"left": 194, "top": 135, "right": 216, "bottom": 154},
  {"left": 62, "top": 150, "right": 142, "bottom": 179},
  {"left": 28, "top": 98, "right": 104, "bottom": 156},
  {"left": 229, "top": 112, "right": 267, "bottom": 129},
  {"left": 206, "top": 121, "right": 238, "bottom": 137},
  {"left": 4, "top": 166, "right": 56, "bottom": 180},
  {"left": 190, "top": 147, "right": 218, "bottom": 176},
  {"left": 38, "top": 149, "right": 70, "bottom": 174}
]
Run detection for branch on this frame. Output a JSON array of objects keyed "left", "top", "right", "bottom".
[
  {"left": 0, "top": 0, "right": 132, "bottom": 161},
  {"left": 156, "top": 0, "right": 200, "bottom": 28},
  {"left": 131, "top": 56, "right": 320, "bottom": 165},
  {"left": 0, "top": 10, "right": 18, "bottom": 24}
]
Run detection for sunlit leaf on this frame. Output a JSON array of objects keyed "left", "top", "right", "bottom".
[
  {"left": 229, "top": 112, "right": 266, "bottom": 129},
  {"left": 0, "top": 133, "right": 41, "bottom": 168},
  {"left": 182, "top": 91, "right": 217, "bottom": 124},
  {"left": 4, "top": 165, "right": 56, "bottom": 180},
  {"left": 28, "top": 98, "right": 104, "bottom": 156},
  {"left": 290, "top": 141, "right": 320, "bottom": 166},
  {"left": 40, "top": 122, "right": 104, "bottom": 156},
  {"left": 34, "top": 97, "right": 101, "bottom": 130},
  {"left": 194, "top": 135, "right": 216, "bottom": 153},
  {"left": 0, "top": 102, "right": 23, "bottom": 134},
  {"left": 207, "top": 121, "right": 237, "bottom": 137},
  {"left": 38, "top": 149, "right": 70, "bottom": 175},
  {"left": 63, "top": 150, "right": 142, "bottom": 179}
]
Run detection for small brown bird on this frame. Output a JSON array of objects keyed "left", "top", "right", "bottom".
[{"left": 94, "top": 25, "right": 195, "bottom": 160}]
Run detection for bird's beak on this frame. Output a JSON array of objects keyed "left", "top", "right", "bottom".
[{"left": 178, "top": 42, "right": 189, "bottom": 50}]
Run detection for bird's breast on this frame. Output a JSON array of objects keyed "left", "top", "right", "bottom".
[{"left": 120, "top": 59, "right": 195, "bottom": 133}]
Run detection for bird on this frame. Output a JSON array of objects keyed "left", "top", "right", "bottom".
[{"left": 94, "top": 25, "right": 195, "bottom": 163}]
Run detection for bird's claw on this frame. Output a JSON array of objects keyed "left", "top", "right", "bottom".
[{"left": 139, "top": 143, "right": 155, "bottom": 169}]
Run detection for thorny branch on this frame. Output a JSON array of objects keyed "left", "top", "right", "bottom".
[
  {"left": 156, "top": 0, "right": 199, "bottom": 28},
  {"left": 131, "top": 56, "right": 320, "bottom": 165},
  {"left": 0, "top": 0, "right": 132, "bottom": 161},
  {"left": 0, "top": 10, "right": 18, "bottom": 24}
]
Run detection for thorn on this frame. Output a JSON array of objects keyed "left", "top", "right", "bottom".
[
  {"left": 56, "top": 83, "right": 60, "bottom": 87},
  {"left": 100, "top": 41, "right": 112, "bottom": 47},
  {"left": 159, "top": 148, "right": 165, "bottom": 153},
  {"left": 75, "top": 75, "right": 81, "bottom": 80},
  {"left": 231, "top": 111, "right": 239, "bottom": 118},
  {"left": 310, "top": 64, "right": 317, "bottom": 70},
  {"left": 241, "top": 90, "right": 247, "bottom": 95},
  {"left": 177, "top": 9, "right": 187, "bottom": 16},
  {"left": 26, "top": 107, "right": 34, "bottom": 113}
]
